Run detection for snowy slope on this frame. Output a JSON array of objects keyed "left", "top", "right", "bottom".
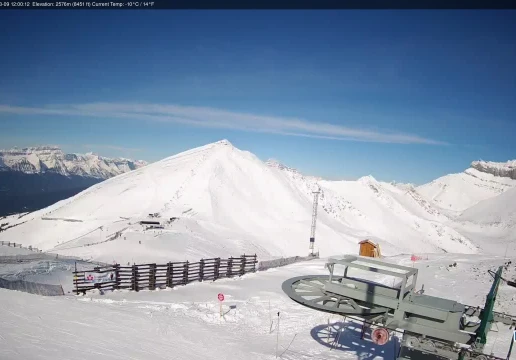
[
  {"left": 0, "top": 140, "right": 479, "bottom": 264},
  {"left": 417, "top": 167, "right": 516, "bottom": 212},
  {"left": 268, "top": 162, "right": 476, "bottom": 254},
  {"left": 0, "top": 146, "right": 147, "bottom": 178},
  {"left": 459, "top": 186, "right": 516, "bottom": 226},
  {"left": 1, "top": 254, "right": 515, "bottom": 360}
]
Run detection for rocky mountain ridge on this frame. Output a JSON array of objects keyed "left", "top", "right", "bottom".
[
  {"left": 471, "top": 159, "right": 516, "bottom": 180},
  {"left": 0, "top": 146, "right": 147, "bottom": 179}
]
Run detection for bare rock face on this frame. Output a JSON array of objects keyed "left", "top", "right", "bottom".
[{"left": 470, "top": 160, "right": 516, "bottom": 180}]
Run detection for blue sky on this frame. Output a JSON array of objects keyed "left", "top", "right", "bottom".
[{"left": 1, "top": 10, "right": 515, "bottom": 184}]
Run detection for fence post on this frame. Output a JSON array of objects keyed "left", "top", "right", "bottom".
[
  {"left": 166, "top": 262, "right": 172, "bottom": 288},
  {"left": 114, "top": 264, "right": 120, "bottom": 290},
  {"left": 228, "top": 258, "right": 233, "bottom": 277},
  {"left": 183, "top": 261, "right": 189, "bottom": 285},
  {"left": 214, "top": 258, "right": 221, "bottom": 280},
  {"left": 132, "top": 265, "right": 138, "bottom": 292},
  {"left": 74, "top": 261, "right": 79, "bottom": 295},
  {"left": 253, "top": 254, "right": 257, "bottom": 272},
  {"left": 150, "top": 263, "right": 156, "bottom": 290},
  {"left": 240, "top": 254, "right": 246, "bottom": 276},
  {"left": 199, "top": 259, "right": 205, "bottom": 281}
]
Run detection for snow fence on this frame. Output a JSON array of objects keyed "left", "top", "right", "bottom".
[
  {"left": 0, "top": 277, "right": 64, "bottom": 296},
  {"left": 0, "top": 252, "right": 110, "bottom": 267},
  {"left": 0, "top": 240, "right": 42, "bottom": 253},
  {"left": 73, "top": 254, "right": 258, "bottom": 294},
  {"left": 257, "top": 253, "right": 319, "bottom": 271}
]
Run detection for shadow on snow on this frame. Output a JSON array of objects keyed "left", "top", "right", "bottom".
[{"left": 310, "top": 320, "right": 400, "bottom": 360}]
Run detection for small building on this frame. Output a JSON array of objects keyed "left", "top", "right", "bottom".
[{"left": 358, "top": 239, "right": 381, "bottom": 258}]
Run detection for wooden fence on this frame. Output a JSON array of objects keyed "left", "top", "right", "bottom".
[
  {"left": 73, "top": 254, "right": 258, "bottom": 295},
  {"left": 0, "top": 240, "right": 42, "bottom": 253}
]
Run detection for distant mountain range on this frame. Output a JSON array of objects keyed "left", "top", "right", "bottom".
[{"left": 0, "top": 146, "right": 147, "bottom": 216}]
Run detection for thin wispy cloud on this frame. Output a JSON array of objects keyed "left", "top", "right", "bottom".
[{"left": 0, "top": 103, "right": 447, "bottom": 145}]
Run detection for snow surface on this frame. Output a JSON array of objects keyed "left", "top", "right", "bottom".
[
  {"left": 0, "top": 145, "right": 147, "bottom": 178},
  {"left": 1, "top": 254, "right": 515, "bottom": 360},
  {"left": 0, "top": 245, "right": 34, "bottom": 256},
  {"left": 459, "top": 186, "right": 516, "bottom": 227},
  {"left": 417, "top": 168, "right": 516, "bottom": 212},
  {"left": 0, "top": 140, "right": 494, "bottom": 265}
]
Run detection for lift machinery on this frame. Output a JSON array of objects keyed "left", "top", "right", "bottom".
[{"left": 282, "top": 255, "right": 516, "bottom": 359}]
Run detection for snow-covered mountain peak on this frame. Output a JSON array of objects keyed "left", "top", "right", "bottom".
[
  {"left": 470, "top": 159, "right": 516, "bottom": 180},
  {"left": 357, "top": 175, "right": 378, "bottom": 184},
  {"left": 417, "top": 164, "right": 516, "bottom": 212},
  {"left": 2, "top": 140, "right": 512, "bottom": 260},
  {"left": 215, "top": 139, "right": 233, "bottom": 147}
]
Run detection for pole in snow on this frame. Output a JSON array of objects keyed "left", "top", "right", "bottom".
[
  {"left": 275, "top": 312, "right": 280, "bottom": 358},
  {"left": 309, "top": 190, "right": 320, "bottom": 256}
]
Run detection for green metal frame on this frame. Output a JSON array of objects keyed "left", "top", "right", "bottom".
[{"left": 475, "top": 266, "right": 503, "bottom": 350}]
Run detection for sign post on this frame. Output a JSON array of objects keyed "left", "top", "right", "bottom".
[
  {"left": 218, "top": 293, "right": 224, "bottom": 317},
  {"left": 410, "top": 254, "right": 422, "bottom": 267},
  {"left": 506, "top": 330, "right": 515, "bottom": 360}
]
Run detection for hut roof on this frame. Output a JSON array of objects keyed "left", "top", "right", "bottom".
[{"left": 358, "top": 239, "right": 377, "bottom": 247}]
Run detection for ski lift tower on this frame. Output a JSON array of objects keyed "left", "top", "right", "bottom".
[{"left": 309, "top": 189, "right": 320, "bottom": 256}]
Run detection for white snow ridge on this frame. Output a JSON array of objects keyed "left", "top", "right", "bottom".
[{"left": 417, "top": 164, "right": 516, "bottom": 213}]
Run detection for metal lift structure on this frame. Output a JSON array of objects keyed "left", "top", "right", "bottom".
[
  {"left": 309, "top": 190, "right": 320, "bottom": 256},
  {"left": 282, "top": 255, "right": 516, "bottom": 360}
]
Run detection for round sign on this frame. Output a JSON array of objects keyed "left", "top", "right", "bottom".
[
  {"left": 218, "top": 293, "right": 224, "bottom": 302},
  {"left": 371, "top": 327, "right": 389, "bottom": 346}
]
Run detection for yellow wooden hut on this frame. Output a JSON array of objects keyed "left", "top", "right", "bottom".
[{"left": 358, "top": 239, "right": 381, "bottom": 258}]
